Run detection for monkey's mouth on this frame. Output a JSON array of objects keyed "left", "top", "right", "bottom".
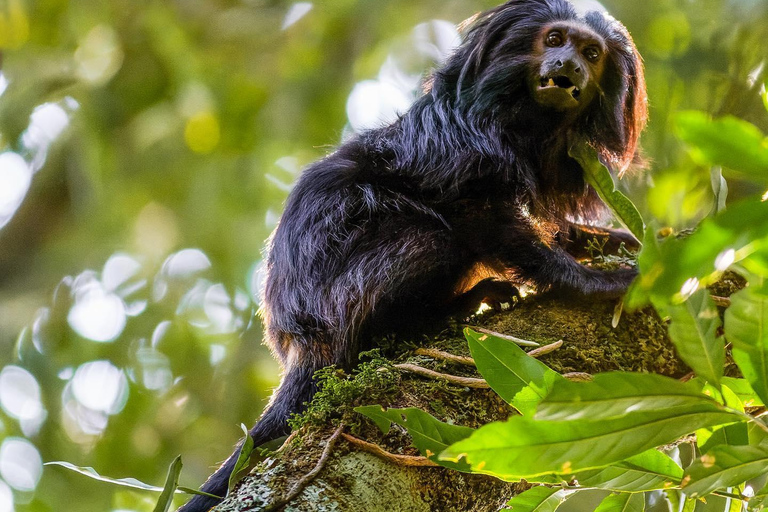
[{"left": 538, "top": 76, "right": 581, "bottom": 100}]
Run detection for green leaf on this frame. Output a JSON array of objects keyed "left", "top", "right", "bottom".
[
  {"left": 710, "top": 167, "right": 728, "bottom": 216},
  {"left": 721, "top": 378, "right": 765, "bottom": 408},
  {"left": 594, "top": 492, "right": 646, "bottom": 512},
  {"left": 573, "top": 449, "right": 683, "bottom": 492},
  {"left": 660, "top": 289, "right": 724, "bottom": 387},
  {"left": 354, "top": 405, "right": 474, "bottom": 471},
  {"left": 505, "top": 486, "right": 572, "bottom": 511},
  {"left": 440, "top": 405, "right": 740, "bottom": 480},
  {"left": 569, "top": 142, "right": 645, "bottom": 240},
  {"left": 675, "top": 111, "right": 768, "bottom": 182},
  {"left": 697, "top": 422, "right": 749, "bottom": 455},
  {"left": 750, "top": 492, "right": 768, "bottom": 511},
  {"left": 229, "top": 424, "right": 255, "bottom": 493},
  {"left": 682, "top": 444, "right": 768, "bottom": 498},
  {"left": 464, "top": 328, "right": 563, "bottom": 416},
  {"left": 153, "top": 455, "right": 183, "bottom": 512},
  {"left": 629, "top": 198, "right": 768, "bottom": 308},
  {"left": 724, "top": 287, "right": 768, "bottom": 406},
  {"left": 45, "top": 461, "right": 174, "bottom": 493},
  {"left": 534, "top": 373, "right": 724, "bottom": 422}
]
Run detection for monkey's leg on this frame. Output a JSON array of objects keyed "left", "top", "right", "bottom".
[{"left": 563, "top": 223, "right": 640, "bottom": 258}]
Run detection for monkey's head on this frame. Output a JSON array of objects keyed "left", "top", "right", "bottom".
[
  {"left": 530, "top": 21, "right": 606, "bottom": 113},
  {"left": 436, "top": 0, "right": 647, "bottom": 172}
]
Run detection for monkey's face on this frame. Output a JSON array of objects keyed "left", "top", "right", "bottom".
[{"left": 530, "top": 22, "right": 606, "bottom": 112}]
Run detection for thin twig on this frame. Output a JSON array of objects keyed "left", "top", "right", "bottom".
[
  {"left": 710, "top": 295, "right": 731, "bottom": 308},
  {"left": 264, "top": 424, "right": 345, "bottom": 512},
  {"left": 341, "top": 433, "right": 439, "bottom": 467},
  {"left": 562, "top": 372, "right": 592, "bottom": 382},
  {"left": 527, "top": 340, "right": 563, "bottom": 358},
  {"left": 711, "top": 490, "right": 747, "bottom": 502},
  {"left": 414, "top": 347, "right": 476, "bottom": 366},
  {"left": 276, "top": 430, "right": 300, "bottom": 453},
  {"left": 468, "top": 326, "right": 540, "bottom": 347},
  {"left": 394, "top": 363, "right": 489, "bottom": 388}
]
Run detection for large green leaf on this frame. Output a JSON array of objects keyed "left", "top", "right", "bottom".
[
  {"left": 465, "top": 328, "right": 563, "bottom": 416},
  {"left": 569, "top": 142, "right": 645, "bottom": 240},
  {"left": 354, "top": 406, "right": 474, "bottom": 471},
  {"left": 505, "top": 486, "right": 572, "bottom": 512},
  {"left": 594, "top": 492, "right": 646, "bottom": 512},
  {"left": 660, "top": 289, "right": 724, "bottom": 387},
  {"left": 440, "top": 406, "right": 740, "bottom": 480},
  {"left": 682, "top": 445, "right": 768, "bottom": 498},
  {"left": 724, "top": 287, "right": 768, "bottom": 406},
  {"left": 534, "top": 373, "right": 722, "bottom": 422},
  {"left": 675, "top": 111, "right": 768, "bottom": 181}
]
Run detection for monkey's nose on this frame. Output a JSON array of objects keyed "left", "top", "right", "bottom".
[{"left": 555, "top": 59, "right": 581, "bottom": 74}]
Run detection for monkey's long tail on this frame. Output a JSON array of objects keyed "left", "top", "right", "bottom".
[{"left": 177, "top": 364, "right": 317, "bottom": 512}]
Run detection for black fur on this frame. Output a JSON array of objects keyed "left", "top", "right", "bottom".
[{"left": 180, "top": 1, "right": 646, "bottom": 510}]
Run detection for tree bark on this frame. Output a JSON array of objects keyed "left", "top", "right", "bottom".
[{"left": 212, "top": 278, "right": 742, "bottom": 512}]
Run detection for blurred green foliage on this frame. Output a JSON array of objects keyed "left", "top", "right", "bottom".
[{"left": 0, "top": 0, "right": 767, "bottom": 510}]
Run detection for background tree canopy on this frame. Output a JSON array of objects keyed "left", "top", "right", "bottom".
[{"left": 0, "top": 0, "right": 767, "bottom": 511}]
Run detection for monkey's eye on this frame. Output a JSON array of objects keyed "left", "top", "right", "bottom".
[
  {"left": 545, "top": 31, "right": 564, "bottom": 47},
  {"left": 583, "top": 46, "right": 601, "bottom": 62}
]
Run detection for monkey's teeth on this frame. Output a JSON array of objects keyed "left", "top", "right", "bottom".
[
  {"left": 566, "top": 86, "right": 576, "bottom": 94},
  {"left": 547, "top": 78, "right": 555, "bottom": 87}
]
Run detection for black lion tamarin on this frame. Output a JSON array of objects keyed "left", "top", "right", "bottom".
[{"left": 180, "top": 0, "right": 647, "bottom": 509}]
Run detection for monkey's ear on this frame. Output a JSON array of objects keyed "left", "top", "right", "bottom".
[{"left": 588, "top": 18, "right": 648, "bottom": 175}]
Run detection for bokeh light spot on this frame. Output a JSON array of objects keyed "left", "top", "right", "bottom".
[
  {"left": 0, "top": 0, "right": 29, "bottom": 49},
  {"left": 67, "top": 283, "right": 127, "bottom": 343},
  {"left": 184, "top": 111, "right": 220, "bottom": 154},
  {"left": 74, "top": 25, "right": 124, "bottom": 85},
  {"left": 282, "top": 2, "right": 313, "bottom": 30},
  {"left": 71, "top": 361, "right": 129, "bottom": 415},
  {"left": 0, "top": 152, "right": 32, "bottom": 230},
  {"left": 0, "top": 438, "right": 41, "bottom": 492},
  {"left": 162, "top": 249, "right": 212, "bottom": 278},
  {"left": 0, "top": 366, "right": 46, "bottom": 435},
  {"left": 0, "top": 479, "right": 12, "bottom": 512}
]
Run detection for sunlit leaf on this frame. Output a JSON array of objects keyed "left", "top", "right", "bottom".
[
  {"left": 675, "top": 111, "right": 768, "bottom": 181},
  {"left": 153, "top": 455, "right": 182, "bottom": 512},
  {"left": 573, "top": 449, "right": 683, "bottom": 492},
  {"left": 724, "top": 287, "right": 768, "bottom": 406},
  {"left": 354, "top": 405, "right": 474, "bottom": 471},
  {"left": 45, "top": 461, "right": 172, "bottom": 492},
  {"left": 594, "top": 492, "right": 646, "bottom": 512},
  {"left": 534, "top": 373, "right": 723, "bottom": 422},
  {"left": 569, "top": 142, "right": 645, "bottom": 241},
  {"left": 721, "top": 378, "right": 765, "bottom": 408},
  {"left": 440, "top": 402, "right": 740, "bottom": 480},
  {"left": 505, "top": 486, "right": 572, "bottom": 511},
  {"left": 659, "top": 289, "right": 724, "bottom": 387},
  {"left": 465, "top": 327, "right": 563, "bottom": 416},
  {"left": 710, "top": 167, "right": 728, "bottom": 216},
  {"left": 682, "top": 445, "right": 768, "bottom": 498}
]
